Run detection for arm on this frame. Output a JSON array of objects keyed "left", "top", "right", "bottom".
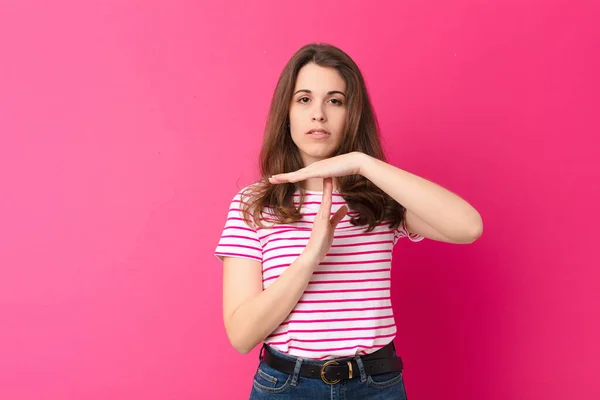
[
  {"left": 222, "top": 252, "right": 318, "bottom": 354},
  {"left": 222, "top": 178, "right": 345, "bottom": 354},
  {"left": 359, "top": 153, "right": 483, "bottom": 244}
]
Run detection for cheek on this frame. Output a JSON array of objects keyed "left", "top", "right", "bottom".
[
  {"left": 333, "top": 110, "right": 347, "bottom": 131},
  {"left": 288, "top": 105, "right": 303, "bottom": 123}
]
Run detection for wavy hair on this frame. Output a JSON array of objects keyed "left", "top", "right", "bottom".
[{"left": 240, "top": 43, "right": 405, "bottom": 232}]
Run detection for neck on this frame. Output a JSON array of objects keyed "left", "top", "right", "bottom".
[{"left": 299, "top": 178, "right": 338, "bottom": 192}]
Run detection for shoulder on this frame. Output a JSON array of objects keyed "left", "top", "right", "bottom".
[
  {"left": 234, "top": 180, "right": 264, "bottom": 198},
  {"left": 228, "top": 180, "right": 267, "bottom": 209}
]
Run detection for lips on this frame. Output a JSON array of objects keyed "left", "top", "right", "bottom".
[{"left": 306, "top": 129, "right": 330, "bottom": 135}]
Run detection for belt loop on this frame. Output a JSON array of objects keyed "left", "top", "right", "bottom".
[
  {"left": 354, "top": 354, "right": 367, "bottom": 382},
  {"left": 290, "top": 357, "right": 303, "bottom": 387}
]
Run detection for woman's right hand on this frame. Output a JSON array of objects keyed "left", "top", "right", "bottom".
[{"left": 303, "top": 177, "right": 348, "bottom": 265}]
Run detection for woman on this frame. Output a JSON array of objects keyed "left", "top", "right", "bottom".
[{"left": 215, "top": 43, "right": 483, "bottom": 399}]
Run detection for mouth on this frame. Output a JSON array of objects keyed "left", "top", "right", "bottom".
[{"left": 306, "top": 129, "right": 331, "bottom": 136}]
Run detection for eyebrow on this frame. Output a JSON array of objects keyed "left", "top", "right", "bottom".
[{"left": 294, "top": 89, "right": 346, "bottom": 97}]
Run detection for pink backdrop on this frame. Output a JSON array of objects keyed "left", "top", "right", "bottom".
[{"left": 1, "top": 1, "right": 598, "bottom": 399}]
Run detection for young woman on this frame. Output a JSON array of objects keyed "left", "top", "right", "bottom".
[{"left": 215, "top": 43, "right": 483, "bottom": 399}]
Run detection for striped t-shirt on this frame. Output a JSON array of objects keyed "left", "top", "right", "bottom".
[{"left": 214, "top": 184, "right": 424, "bottom": 360}]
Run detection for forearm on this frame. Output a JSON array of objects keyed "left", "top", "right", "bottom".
[
  {"left": 360, "top": 153, "right": 483, "bottom": 241},
  {"left": 227, "top": 252, "right": 318, "bottom": 354}
]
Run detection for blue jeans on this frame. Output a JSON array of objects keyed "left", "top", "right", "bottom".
[{"left": 249, "top": 344, "right": 408, "bottom": 399}]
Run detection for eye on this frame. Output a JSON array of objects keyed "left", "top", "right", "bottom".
[
  {"left": 298, "top": 97, "right": 310, "bottom": 103},
  {"left": 330, "top": 98, "right": 343, "bottom": 105}
]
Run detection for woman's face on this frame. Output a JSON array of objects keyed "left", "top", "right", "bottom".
[{"left": 289, "top": 63, "right": 347, "bottom": 166}]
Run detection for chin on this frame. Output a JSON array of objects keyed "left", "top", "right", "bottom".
[{"left": 299, "top": 150, "right": 337, "bottom": 164}]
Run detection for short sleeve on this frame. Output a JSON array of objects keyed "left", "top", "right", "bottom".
[
  {"left": 214, "top": 189, "right": 263, "bottom": 263},
  {"left": 393, "top": 219, "right": 425, "bottom": 245}
]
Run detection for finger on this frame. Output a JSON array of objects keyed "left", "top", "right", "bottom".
[
  {"left": 269, "top": 174, "right": 290, "bottom": 183},
  {"left": 319, "top": 178, "right": 333, "bottom": 219},
  {"left": 270, "top": 170, "right": 305, "bottom": 183},
  {"left": 330, "top": 205, "right": 348, "bottom": 228},
  {"left": 283, "top": 165, "right": 320, "bottom": 183}
]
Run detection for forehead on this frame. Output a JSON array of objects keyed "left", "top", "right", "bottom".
[{"left": 294, "top": 63, "right": 346, "bottom": 91}]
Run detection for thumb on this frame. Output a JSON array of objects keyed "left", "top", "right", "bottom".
[{"left": 330, "top": 205, "right": 348, "bottom": 228}]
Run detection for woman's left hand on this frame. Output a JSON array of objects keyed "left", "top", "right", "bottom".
[{"left": 268, "top": 152, "right": 367, "bottom": 184}]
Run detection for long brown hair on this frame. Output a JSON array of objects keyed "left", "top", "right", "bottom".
[{"left": 240, "top": 43, "right": 405, "bottom": 232}]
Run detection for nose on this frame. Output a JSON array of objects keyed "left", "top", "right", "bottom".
[{"left": 311, "top": 104, "right": 326, "bottom": 122}]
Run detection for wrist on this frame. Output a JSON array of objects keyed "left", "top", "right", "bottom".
[
  {"left": 357, "top": 152, "right": 375, "bottom": 177},
  {"left": 299, "top": 247, "right": 320, "bottom": 268}
]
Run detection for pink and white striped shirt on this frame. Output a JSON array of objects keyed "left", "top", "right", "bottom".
[{"left": 214, "top": 184, "right": 423, "bottom": 360}]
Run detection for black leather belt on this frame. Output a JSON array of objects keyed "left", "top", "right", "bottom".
[{"left": 260, "top": 341, "right": 403, "bottom": 385}]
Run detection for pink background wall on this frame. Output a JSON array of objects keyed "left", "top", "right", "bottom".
[{"left": 1, "top": 1, "right": 598, "bottom": 399}]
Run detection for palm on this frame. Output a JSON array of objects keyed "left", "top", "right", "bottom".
[{"left": 269, "top": 152, "right": 363, "bottom": 184}]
